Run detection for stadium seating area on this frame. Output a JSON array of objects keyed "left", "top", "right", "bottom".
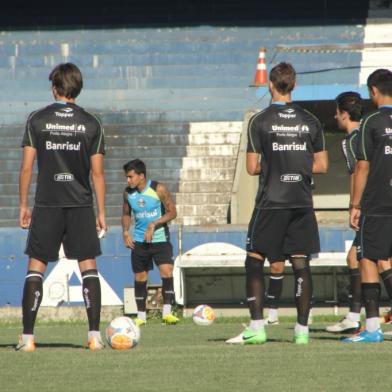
[{"left": 0, "top": 23, "right": 367, "bottom": 227}]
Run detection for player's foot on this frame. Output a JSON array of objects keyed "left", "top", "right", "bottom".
[
  {"left": 15, "top": 335, "right": 36, "bottom": 352},
  {"left": 225, "top": 326, "right": 267, "bottom": 345},
  {"left": 294, "top": 332, "right": 309, "bottom": 345},
  {"left": 341, "top": 329, "right": 384, "bottom": 343},
  {"left": 134, "top": 318, "right": 147, "bottom": 327},
  {"left": 88, "top": 335, "right": 105, "bottom": 351},
  {"left": 162, "top": 313, "right": 180, "bottom": 325},
  {"left": 266, "top": 317, "right": 279, "bottom": 325},
  {"left": 326, "top": 318, "right": 360, "bottom": 333},
  {"left": 380, "top": 311, "right": 392, "bottom": 324}
]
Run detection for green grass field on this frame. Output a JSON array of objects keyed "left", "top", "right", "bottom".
[{"left": 1, "top": 317, "right": 390, "bottom": 392}]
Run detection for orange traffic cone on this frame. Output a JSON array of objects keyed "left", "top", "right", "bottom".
[{"left": 253, "top": 48, "right": 267, "bottom": 86}]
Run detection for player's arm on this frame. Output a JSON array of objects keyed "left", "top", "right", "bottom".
[
  {"left": 91, "top": 153, "right": 107, "bottom": 233},
  {"left": 19, "top": 146, "right": 36, "bottom": 228},
  {"left": 246, "top": 152, "right": 261, "bottom": 175},
  {"left": 312, "top": 150, "right": 328, "bottom": 173},
  {"left": 144, "top": 183, "right": 177, "bottom": 242},
  {"left": 349, "top": 160, "right": 369, "bottom": 230},
  {"left": 121, "top": 191, "right": 135, "bottom": 249},
  {"left": 246, "top": 112, "right": 262, "bottom": 175}
]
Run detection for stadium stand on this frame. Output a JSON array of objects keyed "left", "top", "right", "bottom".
[
  {"left": 0, "top": 21, "right": 368, "bottom": 227},
  {"left": 3, "top": 0, "right": 392, "bottom": 309}
]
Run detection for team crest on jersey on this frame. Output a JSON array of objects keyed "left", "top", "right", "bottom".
[{"left": 137, "top": 198, "right": 146, "bottom": 207}]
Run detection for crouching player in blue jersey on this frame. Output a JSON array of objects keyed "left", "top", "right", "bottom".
[{"left": 121, "top": 159, "right": 179, "bottom": 326}]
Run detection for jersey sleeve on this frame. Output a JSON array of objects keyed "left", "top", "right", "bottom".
[
  {"left": 341, "top": 133, "right": 358, "bottom": 175},
  {"left": 311, "top": 118, "right": 326, "bottom": 153},
  {"left": 356, "top": 114, "right": 374, "bottom": 161},
  {"left": 246, "top": 113, "right": 262, "bottom": 153},
  {"left": 21, "top": 114, "right": 38, "bottom": 148},
  {"left": 90, "top": 116, "right": 105, "bottom": 156}
]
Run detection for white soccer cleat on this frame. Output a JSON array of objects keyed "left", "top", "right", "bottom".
[
  {"left": 326, "top": 318, "right": 360, "bottom": 333},
  {"left": 225, "top": 331, "right": 245, "bottom": 344},
  {"left": 88, "top": 335, "right": 105, "bottom": 351},
  {"left": 15, "top": 335, "right": 36, "bottom": 352}
]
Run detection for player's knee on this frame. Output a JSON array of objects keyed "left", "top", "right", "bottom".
[
  {"left": 159, "top": 264, "right": 174, "bottom": 278},
  {"left": 270, "top": 261, "right": 285, "bottom": 274},
  {"left": 290, "top": 255, "right": 310, "bottom": 271}
]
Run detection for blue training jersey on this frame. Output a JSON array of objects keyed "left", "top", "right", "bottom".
[{"left": 125, "top": 180, "right": 169, "bottom": 243}]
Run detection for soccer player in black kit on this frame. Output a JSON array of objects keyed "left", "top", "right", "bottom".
[
  {"left": 226, "top": 62, "right": 328, "bottom": 345},
  {"left": 17, "top": 63, "right": 107, "bottom": 351},
  {"left": 345, "top": 69, "right": 392, "bottom": 343},
  {"left": 326, "top": 92, "right": 364, "bottom": 333}
]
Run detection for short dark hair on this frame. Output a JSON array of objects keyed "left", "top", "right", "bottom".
[
  {"left": 367, "top": 68, "right": 392, "bottom": 96},
  {"left": 123, "top": 159, "right": 146, "bottom": 176},
  {"left": 269, "top": 62, "right": 296, "bottom": 95},
  {"left": 335, "top": 91, "right": 363, "bottom": 121},
  {"left": 49, "top": 63, "right": 83, "bottom": 99}
]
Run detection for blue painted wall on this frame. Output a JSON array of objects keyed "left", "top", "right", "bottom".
[{"left": 0, "top": 225, "right": 352, "bottom": 305}]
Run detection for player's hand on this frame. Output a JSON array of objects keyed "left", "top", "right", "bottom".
[
  {"left": 19, "top": 206, "right": 32, "bottom": 229},
  {"left": 96, "top": 213, "right": 107, "bottom": 235},
  {"left": 349, "top": 207, "right": 361, "bottom": 231},
  {"left": 123, "top": 231, "right": 135, "bottom": 249},
  {"left": 144, "top": 222, "right": 155, "bottom": 242}
]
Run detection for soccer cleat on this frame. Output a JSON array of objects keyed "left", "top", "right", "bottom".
[
  {"left": 341, "top": 329, "right": 384, "bottom": 343},
  {"left": 294, "top": 332, "right": 309, "bottom": 345},
  {"left": 326, "top": 318, "right": 360, "bottom": 333},
  {"left": 134, "top": 318, "right": 146, "bottom": 327},
  {"left": 88, "top": 336, "right": 105, "bottom": 351},
  {"left": 162, "top": 313, "right": 180, "bottom": 325},
  {"left": 380, "top": 311, "right": 392, "bottom": 324},
  {"left": 15, "top": 335, "right": 36, "bottom": 352},
  {"left": 225, "top": 326, "right": 267, "bottom": 345}
]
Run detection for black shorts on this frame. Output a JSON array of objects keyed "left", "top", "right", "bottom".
[
  {"left": 246, "top": 208, "right": 320, "bottom": 261},
  {"left": 352, "top": 232, "right": 359, "bottom": 247},
  {"left": 131, "top": 242, "right": 174, "bottom": 273},
  {"left": 357, "top": 215, "right": 392, "bottom": 261},
  {"left": 25, "top": 206, "right": 101, "bottom": 262}
]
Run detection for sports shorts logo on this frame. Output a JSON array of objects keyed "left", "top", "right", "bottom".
[
  {"left": 280, "top": 174, "right": 302, "bottom": 183},
  {"left": 54, "top": 173, "right": 74, "bottom": 182}
]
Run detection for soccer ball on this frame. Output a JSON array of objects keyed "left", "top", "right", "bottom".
[
  {"left": 106, "top": 316, "right": 140, "bottom": 350},
  {"left": 192, "top": 304, "right": 216, "bottom": 326}
]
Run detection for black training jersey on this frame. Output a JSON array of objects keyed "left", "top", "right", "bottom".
[
  {"left": 341, "top": 129, "right": 359, "bottom": 175},
  {"left": 356, "top": 106, "right": 392, "bottom": 215},
  {"left": 21, "top": 102, "right": 105, "bottom": 207},
  {"left": 247, "top": 102, "right": 325, "bottom": 209}
]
